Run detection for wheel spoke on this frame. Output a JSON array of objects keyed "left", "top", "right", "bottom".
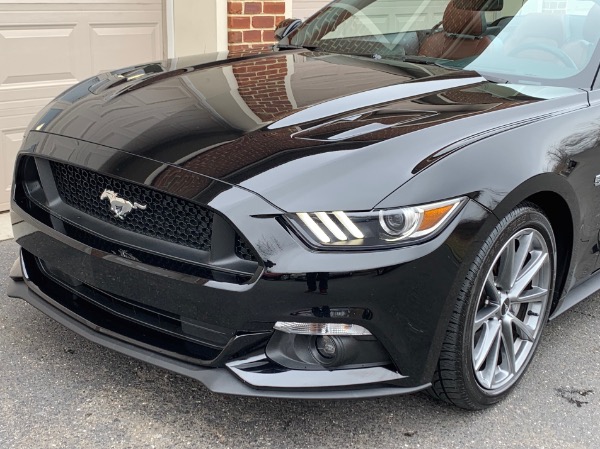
[
  {"left": 501, "top": 316, "right": 516, "bottom": 374},
  {"left": 474, "top": 304, "right": 501, "bottom": 332},
  {"left": 473, "top": 319, "right": 501, "bottom": 371},
  {"left": 513, "top": 286, "right": 548, "bottom": 304},
  {"left": 497, "top": 239, "right": 516, "bottom": 291},
  {"left": 480, "top": 325, "right": 503, "bottom": 389},
  {"left": 484, "top": 272, "right": 501, "bottom": 303},
  {"left": 510, "top": 251, "right": 548, "bottom": 299},
  {"left": 513, "top": 232, "right": 534, "bottom": 283},
  {"left": 508, "top": 312, "right": 535, "bottom": 342}
]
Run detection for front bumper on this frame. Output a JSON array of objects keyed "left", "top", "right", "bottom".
[
  {"left": 8, "top": 257, "right": 429, "bottom": 399},
  {"left": 8, "top": 194, "right": 493, "bottom": 398}
]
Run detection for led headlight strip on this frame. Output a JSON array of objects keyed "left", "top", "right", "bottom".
[
  {"left": 296, "top": 212, "right": 331, "bottom": 243},
  {"left": 332, "top": 211, "right": 365, "bottom": 239},
  {"left": 315, "top": 212, "right": 347, "bottom": 241},
  {"left": 298, "top": 211, "right": 367, "bottom": 243}
]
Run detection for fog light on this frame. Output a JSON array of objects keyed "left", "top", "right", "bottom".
[
  {"left": 315, "top": 336, "right": 337, "bottom": 359},
  {"left": 312, "top": 335, "right": 347, "bottom": 366},
  {"left": 273, "top": 321, "right": 371, "bottom": 335}
]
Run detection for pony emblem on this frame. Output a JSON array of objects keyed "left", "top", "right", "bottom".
[{"left": 100, "top": 189, "right": 146, "bottom": 220}]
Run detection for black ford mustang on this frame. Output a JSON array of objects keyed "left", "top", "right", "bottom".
[{"left": 7, "top": 0, "right": 600, "bottom": 409}]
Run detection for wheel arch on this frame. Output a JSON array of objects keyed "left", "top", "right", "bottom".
[{"left": 484, "top": 173, "right": 579, "bottom": 310}]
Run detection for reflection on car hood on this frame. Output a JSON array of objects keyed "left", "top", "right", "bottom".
[{"left": 32, "top": 50, "right": 580, "bottom": 212}]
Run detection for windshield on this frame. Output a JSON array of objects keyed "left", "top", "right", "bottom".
[{"left": 288, "top": 0, "right": 600, "bottom": 86}]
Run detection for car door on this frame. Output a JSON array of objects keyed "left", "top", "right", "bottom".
[{"left": 587, "top": 74, "right": 600, "bottom": 273}]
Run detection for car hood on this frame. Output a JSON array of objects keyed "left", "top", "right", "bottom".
[{"left": 31, "top": 50, "right": 582, "bottom": 212}]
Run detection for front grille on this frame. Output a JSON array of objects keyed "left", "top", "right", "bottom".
[{"left": 50, "top": 161, "right": 214, "bottom": 252}]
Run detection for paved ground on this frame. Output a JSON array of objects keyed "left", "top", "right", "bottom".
[
  {"left": 0, "top": 212, "right": 13, "bottom": 241},
  {"left": 0, "top": 238, "right": 598, "bottom": 449}
]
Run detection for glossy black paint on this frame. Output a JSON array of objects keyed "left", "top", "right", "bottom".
[
  {"left": 9, "top": 47, "right": 600, "bottom": 396},
  {"left": 30, "top": 51, "right": 576, "bottom": 213}
]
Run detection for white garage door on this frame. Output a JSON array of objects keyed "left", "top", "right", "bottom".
[
  {"left": 293, "top": 0, "right": 331, "bottom": 19},
  {"left": 0, "top": 0, "right": 164, "bottom": 211}
]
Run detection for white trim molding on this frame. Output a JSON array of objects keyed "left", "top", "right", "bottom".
[
  {"left": 165, "top": 0, "right": 175, "bottom": 58},
  {"left": 216, "top": 0, "right": 228, "bottom": 52}
]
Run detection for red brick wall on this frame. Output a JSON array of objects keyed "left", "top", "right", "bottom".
[
  {"left": 231, "top": 55, "right": 293, "bottom": 122},
  {"left": 228, "top": 1, "right": 286, "bottom": 51}
]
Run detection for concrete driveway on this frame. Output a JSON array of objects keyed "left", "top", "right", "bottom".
[{"left": 0, "top": 239, "right": 598, "bottom": 449}]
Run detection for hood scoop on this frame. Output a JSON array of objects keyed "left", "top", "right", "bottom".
[{"left": 292, "top": 109, "right": 439, "bottom": 142}]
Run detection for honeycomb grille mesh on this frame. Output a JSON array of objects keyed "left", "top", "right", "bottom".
[
  {"left": 235, "top": 234, "right": 257, "bottom": 262},
  {"left": 50, "top": 161, "right": 213, "bottom": 252}
]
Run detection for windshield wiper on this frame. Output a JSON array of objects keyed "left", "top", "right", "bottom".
[
  {"left": 398, "top": 56, "right": 458, "bottom": 69},
  {"left": 478, "top": 73, "right": 510, "bottom": 84},
  {"left": 343, "top": 52, "right": 460, "bottom": 70},
  {"left": 274, "top": 44, "right": 322, "bottom": 52}
]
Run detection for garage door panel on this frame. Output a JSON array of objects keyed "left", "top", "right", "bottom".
[
  {"left": 0, "top": 84, "right": 74, "bottom": 104},
  {"left": 0, "top": 1, "right": 164, "bottom": 211},
  {"left": 90, "top": 23, "right": 161, "bottom": 73},
  {"left": 0, "top": 24, "right": 80, "bottom": 89}
]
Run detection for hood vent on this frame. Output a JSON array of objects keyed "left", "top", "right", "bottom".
[
  {"left": 88, "top": 63, "right": 165, "bottom": 95},
  {"left": 292, "top": 109, "right": 439, "bottom": 142}
]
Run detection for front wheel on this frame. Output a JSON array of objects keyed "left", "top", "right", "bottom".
[{"left": 429, "top": 204, "right": 556, "bottom": 410}]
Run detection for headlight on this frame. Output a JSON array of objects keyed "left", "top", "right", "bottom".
[{"left": 284, "top": 197, "right": 467, "bottom": 250}]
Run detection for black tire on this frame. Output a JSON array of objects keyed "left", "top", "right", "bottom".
[{"left": 429, "top": 203, "right": 557, "bottom": 410}]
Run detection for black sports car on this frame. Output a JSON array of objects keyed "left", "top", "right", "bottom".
[{"left": 7, "top": 0, "right": 600, "bottom": 409}]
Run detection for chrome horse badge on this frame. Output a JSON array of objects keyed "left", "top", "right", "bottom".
[{"left": 100, "top": 189, "right": 147, "bottom": 220}]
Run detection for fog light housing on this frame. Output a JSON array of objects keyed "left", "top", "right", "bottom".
[{"left": 266, "top": 326, "right": 391, "bottom": 371}]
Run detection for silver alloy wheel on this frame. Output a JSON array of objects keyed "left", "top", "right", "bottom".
[{"left": 472, "top": 227, "right": 551, "bottom": 391}]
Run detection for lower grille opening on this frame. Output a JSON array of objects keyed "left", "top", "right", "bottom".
[
  {"left": 63, "top": 223, "right": 252, "bottom": 284},
  {"left": 23, "top": 250, "right": 229, "bottom": 364}
]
